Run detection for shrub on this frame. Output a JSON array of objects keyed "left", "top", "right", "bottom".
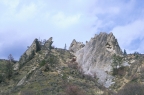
[
  {"left": 47, "top": 54, "right": 58, "bottom": 66},
  {"left": 0, "top": 74, "right": 5, "bottom": 83},
  {"left": 112, "top": 54, "right": 123, "bottom": 69},
  {"left": 19, "top": 90, "right": 36, "bottom": 95},
  {"left": 112, "top": 66, "right": 126, "bottom": 76},
  {"left": 5, "top": 61, "right": 13, "bottom": 80},
  {"left": 65, "top": 84, "right": 85, "bottom": 95},
  {"left": 39, "top": 60, "right": 46, "bottom": 67},
  {"left": 117, "top": 83, "right": 144, "bottom": 95},
  {"left": 68, "top": 62, "right": 78, "bottom": 69},
  {"left": 67, "top": 57, "right": 78, "bottom": 69}
]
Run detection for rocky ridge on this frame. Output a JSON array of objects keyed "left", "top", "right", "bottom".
[
  {"left": 70, "top": 32, "right": 123, "bottom": 87},
  {"left": 1, "top": 32, "right": 144, "bottom": 95}
]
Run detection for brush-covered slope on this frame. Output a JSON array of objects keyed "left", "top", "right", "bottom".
[{"left": 0, "top": 37, "right": 107, "bottom": 95}]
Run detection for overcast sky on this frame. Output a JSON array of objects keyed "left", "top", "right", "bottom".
[{"left": 0, "top": 0, "right": 144, "bottom": 60}]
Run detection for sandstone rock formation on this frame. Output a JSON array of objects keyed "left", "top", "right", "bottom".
[
  {"left": 70, "top": 32, "right": 123, "bottom": 88},
  {"left": 69, "top": 39, "right": 85, "bottom": 53}
]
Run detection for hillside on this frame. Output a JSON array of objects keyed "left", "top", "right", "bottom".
[{"left": 0, "top": 32, "right": 144, "bottom": 95}]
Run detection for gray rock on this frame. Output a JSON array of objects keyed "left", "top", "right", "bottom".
[
  {"left": 17, "top": 66, "right": 38, "bottom": 86},
  {"left": 42, "top": 37, "right": 53, "bottom": 50},
  {"left": 73, "top": 32, "right": 122, "bottom": 88},
  {"left": 69, "top": 39, "right": 85, "bottom": 53},
  {"left": 18, "top": 39, "right": 41, "bottom": 67},
  {"left": 44, "top": 37, "right": 53, "bottom": 48},
  {"left": 13, "top": 62, "right": 20, "bottom": 70}
]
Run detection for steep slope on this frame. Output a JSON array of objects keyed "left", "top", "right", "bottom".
[
  {"left": 70, "top": 32, "right": 123, "bottom": 87},
  {"left": 0, "top": 37, "right": 107, "bottom": 95}
]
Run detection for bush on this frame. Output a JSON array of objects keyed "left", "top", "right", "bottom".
[
  {"left": 5, "top": 61, "right": 13, "bottom": 80},
  {"left": 117, "top": 83, "right": 144, "bottom": 95},
  {"left": 67, "top": 57, "right": 78, "bottom": 69},
  {"left": 19, "top": 90, "right": 36, "bottom": 95},
  {"left": 47, "top": 55, "right": 58, "bottom": 66},
  {"left": 0, "top": 74, "right": 5, "bottom": 83},
  {"left": 65, "top": 84, "right": 85, "bottom": 95},
  {"left": 112, "top": 54, "right": 123, "bottom": 69},
  {"left": 67, "top": 62, "right": 78, "bottom": 69},
  {"left": 39, "top": 60, "right": 46, "bottom": 67},
  {"left": 112, "top": 66, "right": 126, "bottom": 76}
]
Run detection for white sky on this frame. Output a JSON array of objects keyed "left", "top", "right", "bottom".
[{"left": 0, "top": 0, "right": 144, "bottom": 60}]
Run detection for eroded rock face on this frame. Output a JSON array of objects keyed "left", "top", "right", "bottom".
[
  {"left": 73, "top": 32, "right": 123, "bottom": 88},
  {"left": 18, "top": 39, "right": 41, "bottom": 67},
  {"left": 44, "top": 37, "right": 53, "bottom": 49},
  {"left": 69, "top": 39, "right": 85, "bottom": 53}
]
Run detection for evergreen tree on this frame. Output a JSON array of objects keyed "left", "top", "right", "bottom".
[
  {"left": 64, "top": 43, "right": 67, "bottom": 50},
  {"left": 8, "top": 54, "right": 14, "bottom": 62},
  {"left": 123, "top": 49, "right": 127, "bottom": 56}
]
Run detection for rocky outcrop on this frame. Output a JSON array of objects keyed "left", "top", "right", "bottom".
[
  {"left": 72, "top": 32, "right": 123, "bottom": 88},
  {"left": 42, "top": 37, "right": 53, "bottom": 50},
  {"left": 45, "top": 37, "right": 53, "bottom": 48},
  {"left": 69, "top": 39, "right": 85, "bottom": 53},
  {"left": 17, "top": 39, "right": 41, "bottom": 68},
  {"left": 16, "top": 37, "right": 53, "bottom": 70}
]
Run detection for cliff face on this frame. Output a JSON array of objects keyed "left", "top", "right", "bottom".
[
  {"left": 69, "top": 39, "right": 85, "bottom": 53},
  {"left": 14, "top": 38, "right": 53, "bottom": 70},
  {"left": 72, "top": 32, "right": 123, "bottom": 87}
]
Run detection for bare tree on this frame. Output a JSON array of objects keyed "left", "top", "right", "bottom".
[{"left": 8, "top": 54, "right": 14, "bottom": 62}]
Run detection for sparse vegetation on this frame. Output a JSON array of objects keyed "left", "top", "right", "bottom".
[
  {"left": 1, "top": 37, "right": 144, "bottom": 95},
  {"left": 117, "top": 83, "right": 144, "bottom": 95},
  {"left": 65, "top": 84, "right": 85, "bottom": 95},
  {"left": 112, "top": 66, "right": 126, "bottom": 76},
  {"left": 112, "top": 54, "right": 123, "bottom": 69}
]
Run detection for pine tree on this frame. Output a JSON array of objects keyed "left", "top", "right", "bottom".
[
  {"left": 64, "top": 43, "right": 67, "bottom": 50},
  {"left": 124, "top": 49, "right": 127, "bottom": 56}
]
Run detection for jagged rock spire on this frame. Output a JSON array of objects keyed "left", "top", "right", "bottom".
[
  {"left": 69, "top": 39, "right": 85, "bottom": 53},
  {"left": 71, "top": 32, "right": 122, "bottom": 88}
]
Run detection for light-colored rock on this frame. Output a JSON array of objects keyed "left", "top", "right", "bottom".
[
  {"left": 44, "top": 37, "right": 53, "bottom": 49},
  {"left": 17, "top": 66, "right": 37, "bottom": 86},
  {"left": 72, "top": 32, "right": 123, "bottom": 88},
  {"left": 13, "top": 62, "right": 20, "bottom": 70},
  {"left": 18, "top": 39, "right": 41, "bottom": 67},
  {"left": 69, "top": 39, "right": 85, "bottom": 53}
]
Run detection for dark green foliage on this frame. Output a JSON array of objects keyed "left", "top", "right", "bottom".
[
  {"left": 64, "top": 43, "right": 66, "bottom": 50},
  {"left": 0, "top": 74, "right": 5, "bottom": 83},
  {"left": 35, "top": 39, "right": 41, "bottom": 52},
  {"left": 123, "top": 49, "right": 127, "bottom": 56},
  {"left": 5, "top": 61, "right": 13, "bottom": 80},
  {"left": 112, "top": 54, "right": 123, "bottom": 68},
  {"left": 134, "top": 51, "right": 140, "bottom": 59},
  {"left": 46, "top": 54, "right": 58, "bottom": 66},
  {"left": 50, "top": 45, "right": 55, "bottom": 49},
  {"left": 39, "top": 60, "right": 46, "bottom": 67}
]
